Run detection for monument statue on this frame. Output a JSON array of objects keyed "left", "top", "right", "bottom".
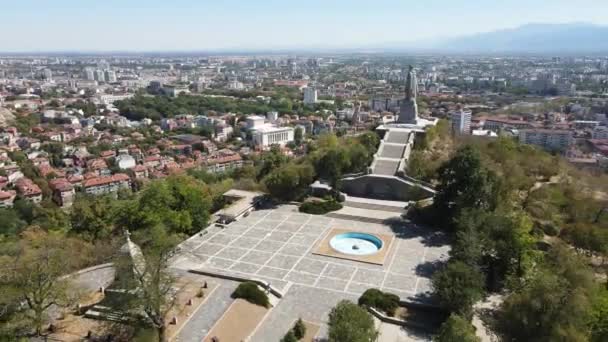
[{"left": 398, "top": 65, "right": 419, "bottom": 124}]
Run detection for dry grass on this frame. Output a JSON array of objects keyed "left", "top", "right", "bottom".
[{"left": 203, "top": 299, "right": 269, "bottom": 342}]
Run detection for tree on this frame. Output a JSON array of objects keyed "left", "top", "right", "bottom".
[
  {"left": 432, "top": 261, "right": 485, "bottom": 318},
  {"left": 451, "top": 209, "right": 536, "bottom": 290},
  {"left": 315, "top": 147, "right": 350, "bottom": 190},
  {"left": 293, "top": 318, "right": 307, "bottom": 339},
  {"left": 0, "top": 228, "right": 91, "bottom": 336},
  {"left": 119, "top": 175, "right": 213, "bottom": 235},
  {"left": 0, "top": 208, "right": 27, "bottom": 236},
  {"left": 294, "top": 126, "right": 304, "bottom": 146},
  {"left": 327, "top": 300, "right": 378, "bottom": 342},
  {"left": 125, "top": 226, "right": 181, "bottom": 342},
  {"left": 70, "top": 195, "right": 117, "bottom": 242},
  {"left": 257, "top": 146, "right": 288, "bottom": 180},
  {"left": 561, "top": 223, "right": 608, "bottom": 257},
  {"left": 435, "top": 314, "right": 480, "bottom": 342},
  {"left": 589, "top": 289, "right": 608, "bottom": 342},
  {"left": 281, "top": 330, "right": 298, "bottom": 342},
  {"left": 494, "top": 244, "right": 597, "bottom": 342},
  {"left": 434, "top": 146, "right": 500, "bottom": 225},
  {"left": 264, "top": 163, "right": 314, "bottom": 202}
]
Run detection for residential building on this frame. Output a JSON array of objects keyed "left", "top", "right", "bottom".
[
  {"left": 15, "top": 178, "right": 42, "bottom": 203},
  {"left": 84, "top": 67, "right": 95, "bottom": 81},
  {"left": 0, "top": 190, "right": 16, "bottom": 208},
  {"left": 518, "top": 129, "right": 573, "bottom": 152},
  {"left": 592, "top": 126, "right": 608, "bottom": 140},
  {"left": 203, "top": 150, "right": 244, "bottom": 173},
  {"left": 163, "top": 84, "right": 190, "bottom": 97},
  {"left": 94, "top": 69, "right": 105, "bottom": 82},
  {"left": 105, "top": 70, "right": 117, "bottom": 83},
  {"left": 303, "top": 87, "right": 317, "bottom": 105},
  {"left": 83, "top": 174, "right": 131, "bottom": 196},
  {"left": 49, "top": 178, "right": 75, "bottom": 208},
  {"left": 451, "top": 110, "right": 472, "bottom": 134},
  {"left": 116, "top": 154, "right": 136, "bottom": 169}
]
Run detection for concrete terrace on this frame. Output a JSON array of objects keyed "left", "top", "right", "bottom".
[{"left": 171, "top": 205, "right": 449, "bottom": 341}]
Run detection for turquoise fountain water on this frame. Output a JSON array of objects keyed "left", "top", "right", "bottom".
[{"left": 329, "top": 232, "right": 383, "bottom": 256}]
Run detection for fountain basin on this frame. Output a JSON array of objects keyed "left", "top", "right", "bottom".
[{"left": 329, "top": 232, "right": 383, "bottom": 256}]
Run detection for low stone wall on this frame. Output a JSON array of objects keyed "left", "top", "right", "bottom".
[
  {"left": 188, "top": 269, "right": 284, "bottom": 299},
  {"left": 61, "top": 263, "right": 116, "bottom": 292},
  {"left": 367, "top": 306, "right": 435, "bottom": 333}
]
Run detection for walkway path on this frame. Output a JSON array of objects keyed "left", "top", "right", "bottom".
[{"left": 174, "top": 278, "right": 239, "bottom": 342}]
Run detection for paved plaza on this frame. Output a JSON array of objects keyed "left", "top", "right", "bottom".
[
  {"left": 171, "top": 205, "right": 448, "bottom": 341},
  {"left": 172, "top": 204, "right": 449, "bottom": 301}
]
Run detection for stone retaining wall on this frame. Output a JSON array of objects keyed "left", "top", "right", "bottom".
[{"left": 188, "top": 269, "right": 284, "bottom": 299}]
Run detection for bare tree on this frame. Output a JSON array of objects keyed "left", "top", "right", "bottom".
[
  {"left": 0, "top": 228, "right": 91, "bottom": 336},
  {"left": 124, "top": 226, "right": 181, "bottom": 342}
]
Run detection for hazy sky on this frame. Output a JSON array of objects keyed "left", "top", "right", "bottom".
[{"left": 2, "top": 0, "right": 608, "bottom": 51}]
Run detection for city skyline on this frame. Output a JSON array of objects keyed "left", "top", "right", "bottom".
[{"left": 2, "top": 0, "right": 608, "bottom": 52}]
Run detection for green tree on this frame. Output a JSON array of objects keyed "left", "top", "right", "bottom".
[
  {"left": 561, "top": 223, "right": 608, "bottom": 257},
  {"left": 264, "top": 163, "right": 314, "bottom": 202},
  {"left": 589, "top": 288, "right": 608, "bottom": 342},
  {"left": 315, "top": 147, "right": 350, "bottom": 190},
  {"left": 281, "top": 330, "right": 298, "bottom": 342},
  {"left": 70, "top": 195, "right": 117, "bottom": 242},
  {"left": 293, "top": 318, "right": 306, "bottom": 339},
  {"left": 327, "top": 300, "right": 378, "bottom": 342},
  {"left": 495, "top": 244, "right": 597, "bottom": 342},
  {"left": 257, "top": 146, "right": 289, "bottom": 180},
  {"left": 432, "top": 261, "right": 485, "bottom": 318},
  {"left": 435, "top": 314, "right": 480, "bottom": 342},
  {"left": 434, "top": 146, "right": 500, "bottom": 225},
  {"left": 294, "top": 126, "right": 304, "bottom": 146},
  {"left": 0, "top": 208, "right": 27, "bottom": 236},
  {"left": 121, "top": 175, "right": 213, "bottom": 235}
]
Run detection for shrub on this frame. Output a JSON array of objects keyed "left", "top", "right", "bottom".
[
  {"left": 293, "top": 318, "right": 306, "bottom": 339},
  {"left": 231, "top": 282, "right": 270, "bottom": 308},
  {"left": 299, "top": 200, "right": 342, "bottom": 215},
  {"left": 358, "top": 289, "right": 400, "bottom": 317},
  {"left": 541, "top": 222, "right": 560, "bottom": 236},
  {"left": 281, "top": 330, "right": 297, "bottom": 342},
  {"left": 328, "top": 300, "right": 378, "bottom": 342}
]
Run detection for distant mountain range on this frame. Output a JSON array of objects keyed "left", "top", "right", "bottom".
[{"left": 410, "top": 23, "right": 608, "bottom": 54}]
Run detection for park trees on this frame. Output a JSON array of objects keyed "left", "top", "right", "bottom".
[
  {"left": 294, "top": 126, "right": 304, "bottom": 146},
  {"left": 70, "top": 194, "right": 118, "bottom": 242},
  {"left": 434, "top": 146, "right": 500, "bottom": 225},
  {"left": 122, "top": 226, "right": 181, "bottom": 342},
  {"left": 494, "top": 244, "right": 599, "bottom": 342},
  {"left": 434, "top": 314, "right": 480, "bottom": 342},
  {"left": 117, "top": 175, "right": 213, "bottom": 236},
  {"left": 264, "top": 163, "right": 314, "bottom": 202},
  {"left": 431, "top": 261, "right": 485, "bottom": 319},
  {"left": 327, "top": 300, "right": 378, "bottom": 342},
  {"left": 450, "top": 209, "right": 536, "bottom": 290},
  {"left": 0, "top": 228, "right": 92, "bottom": 336}
]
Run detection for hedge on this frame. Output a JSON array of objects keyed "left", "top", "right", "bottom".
[
  {"left": 231, "top": 281, "right": 270, "bottom": 308},
  {"left": 358, "top": 288, "right": 400, "bottom": 317},
  {"left": 299, "top": 200, "right": 342, "bottom": 215}
]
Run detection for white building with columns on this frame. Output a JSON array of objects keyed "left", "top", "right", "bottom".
[{"left": 246, "top": 115, "right": 294, "bottom": 148}]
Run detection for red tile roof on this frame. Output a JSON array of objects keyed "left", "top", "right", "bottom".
[
  {"left": 15, "top": 178, "right": 42, "bottom": 196},
  {"left": 49, "top": 178, "right": 74, "bottom": 192},
  {"left": 83, "top": 173, "right": 130, "bottom": 188}
]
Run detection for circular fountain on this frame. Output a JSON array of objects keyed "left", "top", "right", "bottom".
[{"left": 329, "top": 232, "right": 383, "bottom": 256}]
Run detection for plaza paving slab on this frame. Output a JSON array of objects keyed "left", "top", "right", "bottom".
[
  {"left": 171, "top": 204, "right": 449, "bottom": 341},
  {"left": 172, "top": 205, "right": 449, "bottom": 301}
]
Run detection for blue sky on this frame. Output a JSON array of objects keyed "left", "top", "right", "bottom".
[{"left": 2, "top": 0, "right": 608, "bottom": 51}]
